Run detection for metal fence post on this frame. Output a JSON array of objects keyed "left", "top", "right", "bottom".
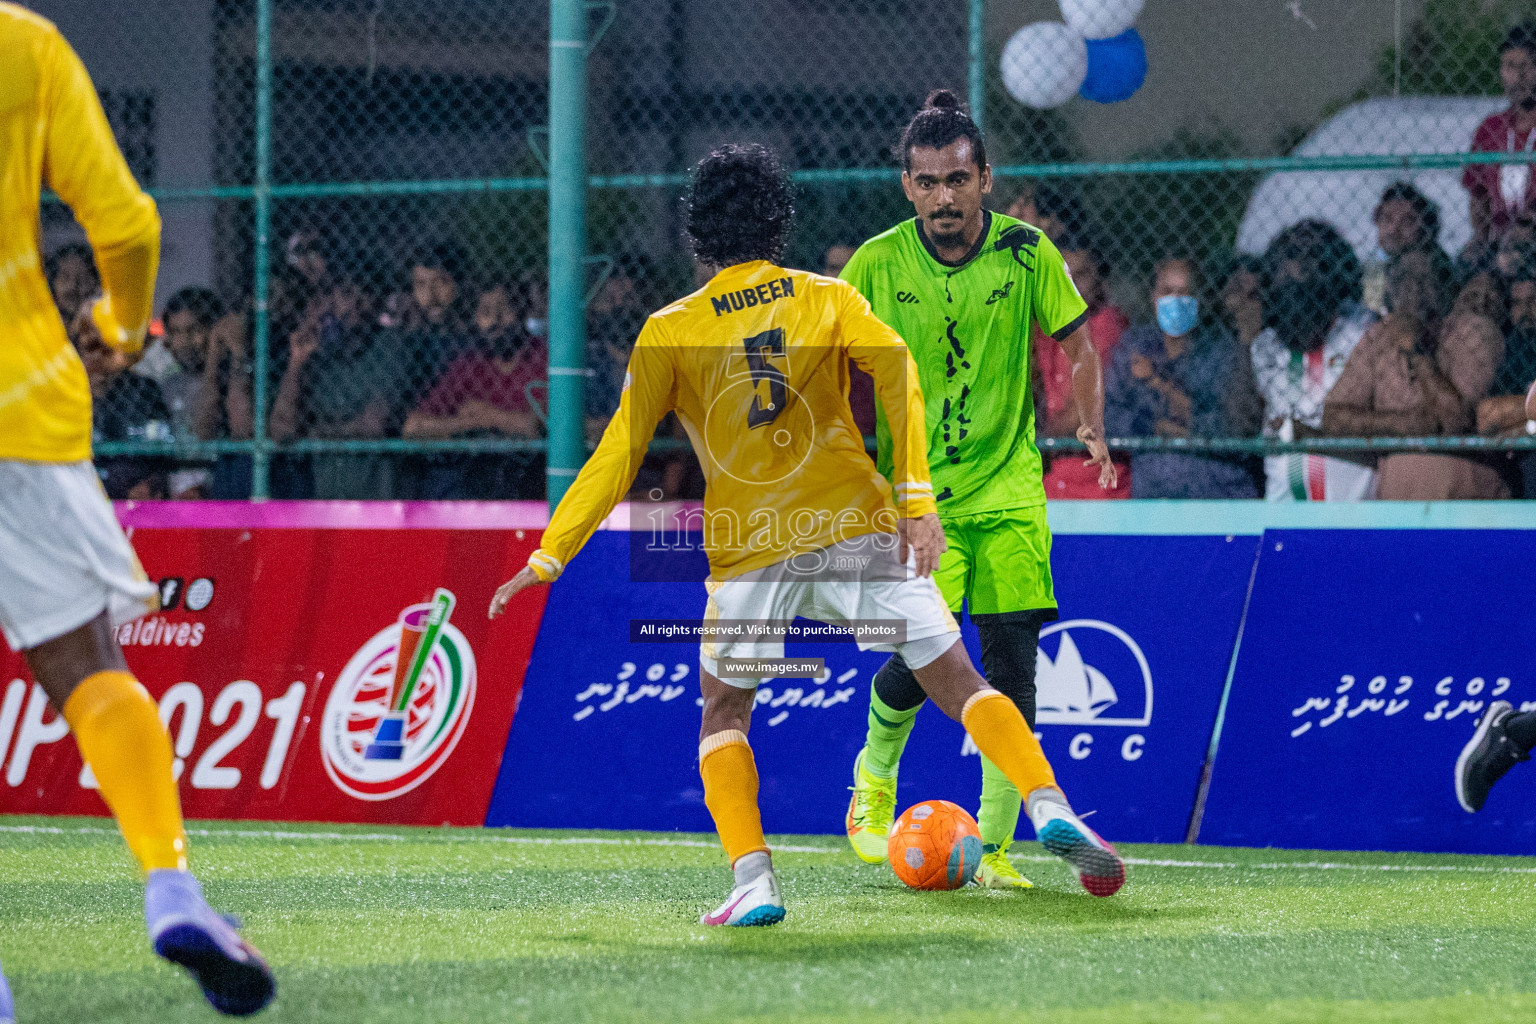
[
  {"left": 968, "top": 0, "right": 985, "bottom": 135},
  {"left": 251, "top": 0, "right": 274, "bottom": 500},
  {"left": 546, "top": 0, "right": 590, "bottom": 509}
]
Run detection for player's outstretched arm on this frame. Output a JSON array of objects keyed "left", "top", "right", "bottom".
[
  {"left": 1058, "top": 324, "right": 1117, "bottom": 490},
  {"left": 489, "top": 323, "right": 676, "bottom": 617}
]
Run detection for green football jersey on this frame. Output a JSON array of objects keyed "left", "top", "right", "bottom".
[{"left": 841, "top": 210, "right": 1088, "bottom": 516}]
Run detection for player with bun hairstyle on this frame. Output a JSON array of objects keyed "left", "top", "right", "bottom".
[
  {"left": 491, "top": 141, "right": 1123, "bottom": 927},
  {"left": 841, "top": 90, "right": 1122, "bottom": 892}
]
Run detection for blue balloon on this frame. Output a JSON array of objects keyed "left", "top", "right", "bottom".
[{"left": 1080, "top": 28, "right": 1147, "bottom": 104}]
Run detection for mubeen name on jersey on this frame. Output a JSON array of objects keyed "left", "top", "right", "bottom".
[{"left": 710, "top": 276, "right": 796, "bottom": 317}]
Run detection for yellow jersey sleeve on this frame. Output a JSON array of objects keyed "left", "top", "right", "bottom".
[
  {"left": 527, "top": 321, "right": 677, "bottom": 582},
  {"left": 42, "top": 25, "right": 160, "bottom": 351},
  {"left": 837, "top": 283, "right": 936, "bottom": 519}
]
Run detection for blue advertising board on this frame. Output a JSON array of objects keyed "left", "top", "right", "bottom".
[
  {"left": 484, "top": 531, "right": 889, "bottom": 835},
  {"left": 889, "top": 534, "right": 1256, "bottom": 844},
  {"left": 486, "top": 530, "right": 1255, "bottom": 845},
  {"left": 1198, "top": 529, "right": 1536, "bottom": 855}
]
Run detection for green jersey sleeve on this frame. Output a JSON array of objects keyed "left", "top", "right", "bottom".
[
  {"left": 1031, "top": 233, "right": 1089, "bottom": 338},
  {"left": 837, "top": 243, "right": 872, "bottom": 296}
]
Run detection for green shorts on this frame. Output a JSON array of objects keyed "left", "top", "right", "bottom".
[{"left": 932, "top": 505, "right": 1056, "bottom": 618}]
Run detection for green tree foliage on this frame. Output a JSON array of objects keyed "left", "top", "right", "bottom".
[
  {"left": 1363, "top": 0, "right": 1536, "bottom": 98},
  {"left": 1092, "top": 121, "right": 1253, "bottom": 284}
]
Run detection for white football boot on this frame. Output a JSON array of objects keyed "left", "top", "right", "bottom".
[{"left": 700, "top": 851, "right": 786, "bottom": 927}]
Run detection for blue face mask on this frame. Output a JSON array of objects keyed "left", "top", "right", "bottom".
[{"left": 1156, "top": 294, "right": 1199, "bottom": 337}]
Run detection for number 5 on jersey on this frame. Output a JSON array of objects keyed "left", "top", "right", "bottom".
[{"left": 744, "top": 328, "right": 787, "bottom": 428}]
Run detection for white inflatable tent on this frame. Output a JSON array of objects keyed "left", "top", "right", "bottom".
[{"left": 1236, "top": 96, "right": 1507, "bottom": 262}]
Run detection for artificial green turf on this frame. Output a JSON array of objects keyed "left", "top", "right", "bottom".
[{"left": 1, "top": 816, "right": 1534, "bottom": 1023}]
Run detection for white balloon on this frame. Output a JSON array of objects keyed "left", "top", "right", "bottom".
[
  {"left": 1001, "top": 23, "right": 1089, "bottom": 110},
  {"left": 1059, "top": 0, "right": 1145, "bottom": 40}
]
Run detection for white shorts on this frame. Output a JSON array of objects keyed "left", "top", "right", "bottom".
[
  {"left": 0, "top": 460, "right": 158, "bottom": 651},
  {"left": 700, "top": 535, "right": 959, "bottom": 689}
]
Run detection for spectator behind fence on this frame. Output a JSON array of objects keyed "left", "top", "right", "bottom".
[
  {"left": 1221, "top": 255, "right": 1267, "bottom": 348},
  {"left": 1005, "top": 181, "right": 1085, "bottom": 242},
  {"left": 132, "top": 287, "right": 225, "bottom": 498},
  {"left": 1106, "top": 257, "right": 1259, "bottom": 498},
  {"left": 45, "top": 241, "right": 98, "bottom": 325},
  {"left": 585, "top": 258, "right": 695, "bottom": 498},
  {"left": 1364, "top": 182, "right": 1453, "bottom": 315},
  {"left": 269, "top": 276, "right": 408, "bottom": 499},
  {"left": 523, "top": 272, "right": 549, "bottom": 343},
  {"left": 284, "top": 227, "right": 332, "bottom": 297},
  {"left": 403, "top": 281, "right": 547, "bottom": 498},
  {"left": 1494, "top": 213, "right": 1536, "bottom": 281},
  {"left": 394, "top": 242, "right": 470, "bottom": 401},
  {"left": 1464, "top": 23, "right": 1536, "bottom": 257},
  {"left": 1477, "top": 259, "right": 1536, "bottom": 494},
  {"left": 200, "top": 269, "right": 312, "bottom": 498},
  {"left": 585, "top": 262, "right": 648, "bottom": 440},
  {"left": 1037, "top": 236, "right": 1130, "bottom": 499},
  {"left": 390, "top": 243, "right": 474, "bottom": 497},
  {"left": 72, "top": 309, "right": 171, "bottom": 500},
  {"left": 822, "top": 242, "right": 857, "bottom": 279},
  {"left": 1324, "top": 252, "right": 1509, "bottom": 499},
  {"left": 1252, "top": 219, "right": 1378, "bottom": 501},
  {"left": 828, "top": 241, "right": 878, "bottom": 439}
]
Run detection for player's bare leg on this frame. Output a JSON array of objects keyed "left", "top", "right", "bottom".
[
  {"left": 907, "top": 641, "right": 1125, "bottom": 896},
  {"left": 25, "top": 612, "right": 276, "bottom": 1016},
  {"left": 696, "top": 670, "right": 784, "bottom": 926}
]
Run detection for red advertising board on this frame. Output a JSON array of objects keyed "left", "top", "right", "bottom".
[{"left": 0, "top": 518, "right": 550, "bottom": 827}]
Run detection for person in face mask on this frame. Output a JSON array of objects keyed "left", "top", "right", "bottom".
[
  {"left": 1104, "top": 257, "right": 1259, "bottom": 498},
  {"left": 1249, "top": 219, "right": 1378, "bottom": 501},
  {"left": 1464, "top": 23, "right": 1536, "bottom": 255}
]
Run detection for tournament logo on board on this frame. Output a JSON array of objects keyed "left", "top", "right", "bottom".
[
  {"left": 320, "top": 589, "right": 477, "bottom": 801},
  {"left": 1035, "top": 619, "right": 1153, "bottom": 727}
]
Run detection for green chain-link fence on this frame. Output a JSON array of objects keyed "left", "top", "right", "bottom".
[{"left": 35, "top": 0, "right": 1536, "bottom": 503}]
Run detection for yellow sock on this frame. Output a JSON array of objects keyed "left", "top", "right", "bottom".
[
  {"left": 961, "top": 690, "right": 1058, "bottom": 800},
  {"left": 64, "top": 671, "right": 188, "bottom": 875},
  {"left": 699, "top": 730, "right": 768, "bottom": 863}
]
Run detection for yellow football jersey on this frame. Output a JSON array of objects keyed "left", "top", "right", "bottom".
[
  {"left": 529, "top": 260, "right": 938, "bottom": 583},
  {"left": 0, "top": 3, "right": 160, "bottom": 463}
]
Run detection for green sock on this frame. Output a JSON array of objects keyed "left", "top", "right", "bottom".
[
  {"left": 862, "top": 684, "right": 920, "bottom": 778},
  {"left": 977, "top": 754, "right": 1023, "bottom": 853}
]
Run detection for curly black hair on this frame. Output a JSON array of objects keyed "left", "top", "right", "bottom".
[
  {"left": 899, "top": 89, "right": 987, "bottom": 172},
  {"left": 1264, "top": 219, "right": 1362, "bottom": 312},
  {"left": 684, "top": 144, "right": 794, "bottom": 268}
]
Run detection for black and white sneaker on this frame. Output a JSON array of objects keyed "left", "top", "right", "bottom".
[{"left": 1455, "top": 701, "right": 1530, "bottom": 813}]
